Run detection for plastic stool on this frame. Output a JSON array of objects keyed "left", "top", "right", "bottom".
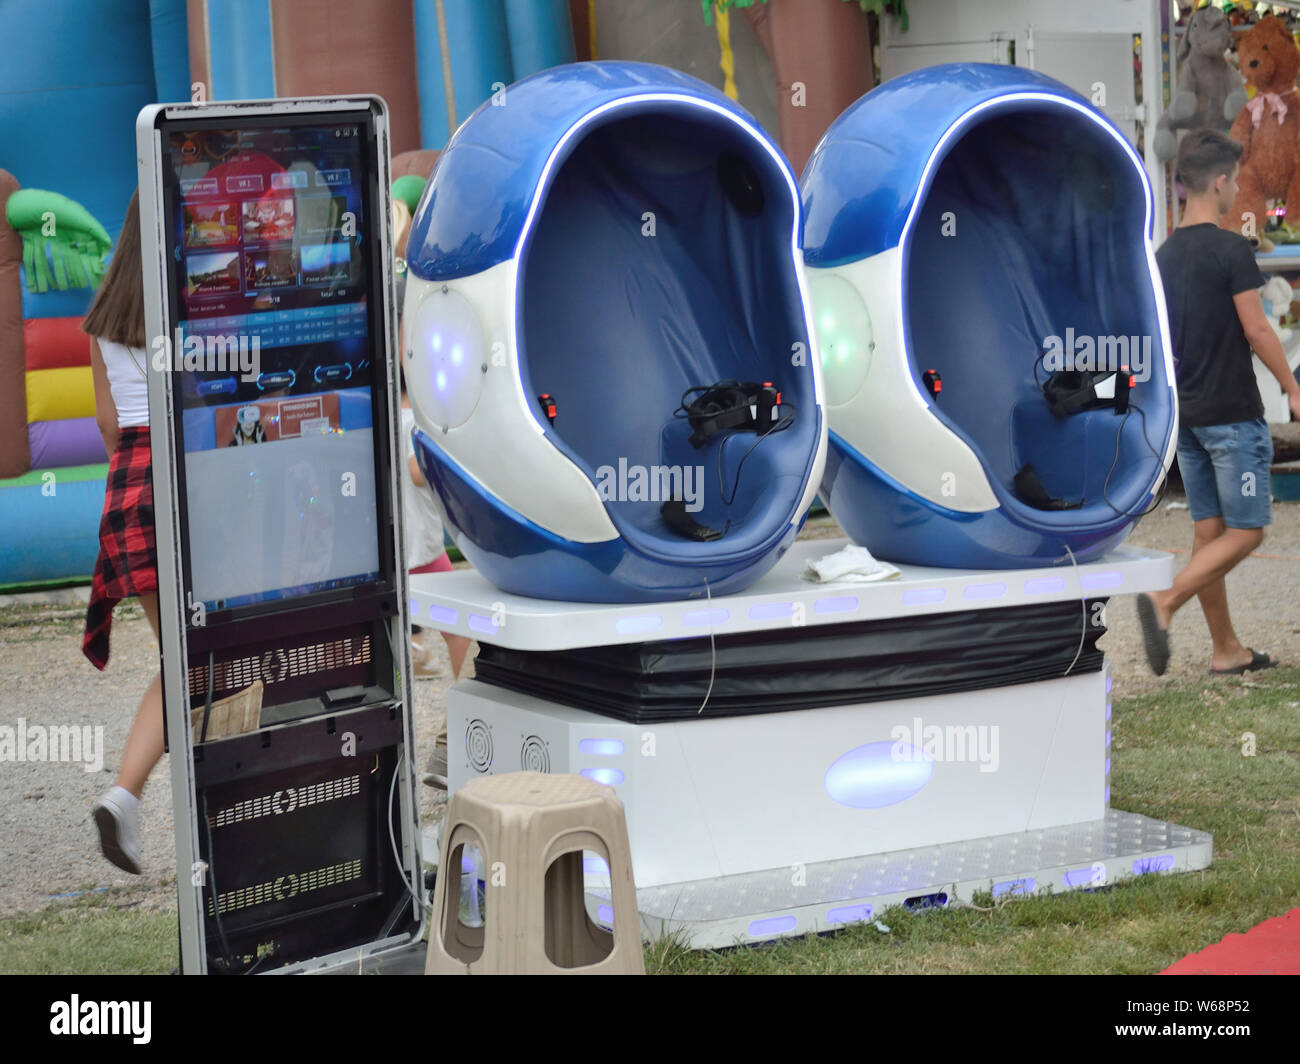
[{"left": 425, "top": 772, "right": 644, "bottom": 974}]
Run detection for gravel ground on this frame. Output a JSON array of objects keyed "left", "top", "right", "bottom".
[{"left": 1, "top": 490, "right": 1298, "bottom": 918}]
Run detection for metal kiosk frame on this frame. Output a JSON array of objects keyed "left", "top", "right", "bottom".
[{"left": 138, "top": 97, "right": 425, "bottom": 974}]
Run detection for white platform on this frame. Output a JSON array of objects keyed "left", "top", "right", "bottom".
[
  {"left": 409, "top": 539, "right": 1174, "bottom": 651},
  {"left": 446, "top": 669, "right": 1111, "bottom": 887},
  {"left": 414, "top": 539, "right": 1205, "bottom": 950}
]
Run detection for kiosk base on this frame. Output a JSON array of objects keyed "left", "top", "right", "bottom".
[{"left": 302, "top": 938, "right": 428, "bottom": 975}]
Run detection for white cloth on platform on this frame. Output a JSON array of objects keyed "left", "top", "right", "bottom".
[{"left": 802, "top": 543, "right": 900, "bottom": 583}]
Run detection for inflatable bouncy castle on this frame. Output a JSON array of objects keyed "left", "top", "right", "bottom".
[
  {"left": 404, "top": 62, "right": 827, "bottom": 601},
  {"left": 0, "top": 0, "right": 578, "bottom": 590},
  {"left": 803, "top": 64, "right": 1178, "bottom": 569},
  {"left": 0, "top": 177, "right": 113, "bottom": 589},
  {"left": 0, "top": 0, "right": 187, "bottom": 589}
]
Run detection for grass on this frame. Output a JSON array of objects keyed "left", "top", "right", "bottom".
[
  {"left": 0, "top": 888, "right": 178, "bottom": 975},
  {"left": 2, "top": 669, "right": 1297, "bottom": 975}
]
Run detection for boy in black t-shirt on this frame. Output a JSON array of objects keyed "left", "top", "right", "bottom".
[{"left": 1139, "top": 130, "right": 1300, "bottom": 675}]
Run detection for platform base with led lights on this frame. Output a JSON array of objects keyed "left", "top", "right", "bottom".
[{"left": 411, "top": 540, "right": 1213, "bottom": 947}]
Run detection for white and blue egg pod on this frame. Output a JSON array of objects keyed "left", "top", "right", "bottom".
[
  {"left": 802, "top": 64, "right": 1178, "bottom": 569},
  {"left": 404, "top": 61, "right": 826, "bottom": 602}
]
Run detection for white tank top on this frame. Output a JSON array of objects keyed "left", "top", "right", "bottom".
[{"left": 97, "top": 338, "right": 150, "bottom": 428}]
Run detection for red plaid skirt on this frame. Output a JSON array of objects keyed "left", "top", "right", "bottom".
[{"left": 83, "top": 426, "right": 158, "bottom": 670}]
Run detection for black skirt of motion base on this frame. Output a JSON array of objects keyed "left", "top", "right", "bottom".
[{"left": 473, "top": 599, "right": 1106, "bottom": 723}]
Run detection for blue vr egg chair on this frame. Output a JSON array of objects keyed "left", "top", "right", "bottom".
[
  {"left": 404, "top": 61, "right": 827, "bottom": 602},
  {"left": 802, "top": 63, "right": 1177, "bottom": 569}
]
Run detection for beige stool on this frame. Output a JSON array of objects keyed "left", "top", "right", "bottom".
[{"left": 425, "top": 772, "right": 644, "bottom": 974}]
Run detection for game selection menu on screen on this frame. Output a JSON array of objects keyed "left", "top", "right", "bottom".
[{"left": 163, "top": 122, "right": 382, "bottom": 610}]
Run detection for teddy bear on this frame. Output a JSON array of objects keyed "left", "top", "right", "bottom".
[
  {"left": 1155, "top": 4, "right": 1247, "bottom": 161},
  {"left": 1221, "top": 15, "right": 1300, "bottom": 248}
]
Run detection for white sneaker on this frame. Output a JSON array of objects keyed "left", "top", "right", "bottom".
[
  {"left": 92, "top": 786, "right": 142, "bottom": 875},
  {"left": 411, "top": 636, "right": 441, "bottom": 680}
]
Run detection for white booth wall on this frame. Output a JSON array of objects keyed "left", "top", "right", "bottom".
[{"left": 880, "top": 0, "right": 1169, "bottom": 241}]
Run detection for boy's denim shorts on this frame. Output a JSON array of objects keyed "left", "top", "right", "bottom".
[{"left": 1176, "top": 417, "right": 1273, "bottom": 528}]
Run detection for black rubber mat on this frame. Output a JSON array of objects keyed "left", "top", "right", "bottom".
[{"left": 473, "top": 598, "right": 1106, "bottom": 722}]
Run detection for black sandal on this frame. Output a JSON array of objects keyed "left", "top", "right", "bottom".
[
  {"left": 1209, "top": 649, "right": 1278, "bottom": 676},
  {"left": 1135, "top": 593, "right": 1170, "bottom": 676}
]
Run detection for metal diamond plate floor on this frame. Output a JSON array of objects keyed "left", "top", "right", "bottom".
[{"left": 605, "top": 810, "right": 1211, "bottom": 948}]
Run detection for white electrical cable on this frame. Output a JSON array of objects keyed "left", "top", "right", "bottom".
[
  {"left": 388, "top": 760, "right": 429, "bottom": 914},
  {"left": 1062, "top": 543, "right": 1088, "bottom": 677},
  {"left": 379, "top": 614, "right": 429, "bottom": 915},
  {"left": 696, "top": 576, "right": 717, "bottom": 715}
]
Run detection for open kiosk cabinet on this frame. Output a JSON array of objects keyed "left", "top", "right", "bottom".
[{"left": 137, "top": 96, "right": 424, "bottom": 974}]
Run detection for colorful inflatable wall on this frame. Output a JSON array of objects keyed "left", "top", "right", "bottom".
[
  {"left": 0, "top": 0, "right": 576, "bottom": 589},
  {"left": 0, "top": 174, "right": 113, "bottom": 589}
]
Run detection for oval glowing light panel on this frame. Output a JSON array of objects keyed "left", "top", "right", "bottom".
[
  {"left": 824, "top": 741, "right": 933, "bottom": 808},
  {"left": 406, "top": 285, "right": 486, "bottom": 430},
  {"left": 807, "top": 271, "right": 872, "bottom": 407}
]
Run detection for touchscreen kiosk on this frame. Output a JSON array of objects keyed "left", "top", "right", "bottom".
[{"left": 138, "top": 97, "right": 423, "bottom": 974}]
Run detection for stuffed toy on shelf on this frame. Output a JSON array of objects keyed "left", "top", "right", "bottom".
[
  {"left": 1259, "top": 275, "right": 1294, "bottom": 342},
  {"left": 1155, "top": 4, "right": 1247, "bottom": 161},
  {"left": 1253, "top": 275, "right": 1300, "bottom": 422},
  {"left": 1221, "top": 14, "right": 1300, "bottom": 250}
]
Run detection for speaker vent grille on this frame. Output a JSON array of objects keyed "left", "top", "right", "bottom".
[
  {"left": 465, "top": 719, "right": 493, "bottom": 773},
  {"left": 208, "top": 858, "right": 363, "bottom": 915},
  {"left": 520, "top": 736, "right": 550, "bottom": 773},
  {"left": 188, "top": 634, "right": 372, "bottom": 699},
  {"left": 207, "top": 775, "right": 361, "bottom": 829}
]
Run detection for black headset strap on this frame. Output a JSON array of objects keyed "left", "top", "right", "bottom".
[
  {"left": 688, "top": 403, "right": 756, "bottom": 447},
  {"left": 1046, "top": 383, "right": 1097, "bottom": 418}
]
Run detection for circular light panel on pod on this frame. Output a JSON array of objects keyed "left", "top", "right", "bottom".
[
  {"left": 406, "top": 286, "right": 486, "bottom": 430},
  {"left": 808, "top": 272, "right": 872, "bottom": 407}
]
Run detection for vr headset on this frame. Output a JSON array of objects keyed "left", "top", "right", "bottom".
[
  {"left": 658, "top": 379, "right": 794, "bottom": 542},
  {"left": 680, "top": 380, "right": 785, "bottom": 448},
  {"left": 1042, "top": 367, "right": 1133, "bottom": 418},
  {"left": 1019, "top": 365, "right": 1137, "bottom": 511}
]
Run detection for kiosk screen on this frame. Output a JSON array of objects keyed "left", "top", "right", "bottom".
[{"left": 159, "top": 118, "right": 384, "bottom": 612}]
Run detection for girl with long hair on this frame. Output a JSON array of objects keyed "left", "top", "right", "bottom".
[{"left": 81, "top": 191, "right": 161, "bottom": 874}]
